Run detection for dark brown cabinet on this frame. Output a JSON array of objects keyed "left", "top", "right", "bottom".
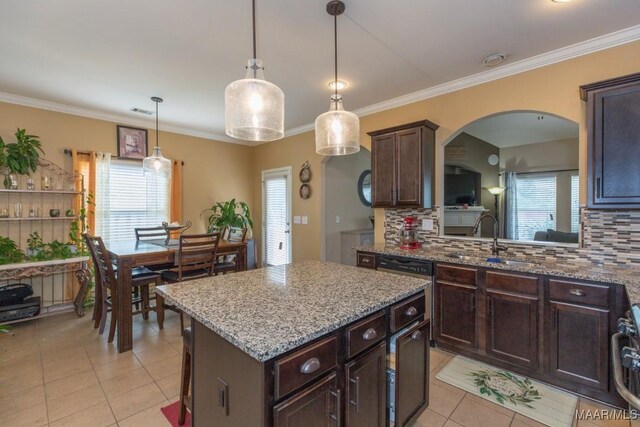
[
  {"left": 486, "top": 291, "right": 538, "bottom": 369},
  {"left": 547, "top": 301, "right": 609, "bottom": 391},
  {"left": 345, "top": 342, "right": 387, "bottom": 427},
  {"left": 434, "top": 265, "right": 478, "bottom": 349},
  {"left": 581, "top": 73, "right": 640, "bottom": 208},
  {"left": 394, "top": 319, "right": 430, "bottom": 426},
  {"left": 432, "top": 261, "right": 626, "bottom": 407},
  {"left": 369, "top": 120, "right": 438, "bottom": 208},
  {"left": 273, "top": 372, "right": 339, "bottom": 427}
]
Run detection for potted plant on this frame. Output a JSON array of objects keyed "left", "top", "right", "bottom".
[
  {"left": 26, "top": 231, "right": 48, "bottom": 260},
  {"left": 1, "top": 128, "right": 44, "bottom": 189},
  {"left": 201, "top": 198, "right": 253, "bottom": 234},
  {"left": 0, "top": 236, "right": 24, "bottom": 265}
]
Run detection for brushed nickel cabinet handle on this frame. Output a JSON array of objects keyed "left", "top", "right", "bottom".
[
  {"left": 362, "top": 328, "right": 378, "bottom": 341},
  {"left": 411, "top": 330, "right": 422, "bottom": 340},
  {"left": 569, "top": 289, "right": 586, "bottom": 297},
  {"left": 329, "top": 388, "right": 341, "bottom": 425},
  {"left": 299, "top": 357, "right": 321, "bottom": 374},
  {"left": 405, "top": 306, "right": 418, "bottom": 316}
]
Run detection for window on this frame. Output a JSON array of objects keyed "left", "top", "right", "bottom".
[
  {"left": 515, "top": 174, "right": 556, "bottom": 240},
  {"left": 262, "top": 168, "right": 292, "bottom": 266},
  {"left": 96, "top": 159, "right": 170, "bottom": 242},
  {"left": 570, "top": 174, "right": 580, "bottom": 233}
]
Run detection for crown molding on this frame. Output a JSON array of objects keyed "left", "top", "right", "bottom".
[
  {"left": 0, "top": 91, "right": 248, "bottom": 146},
  {"left": 2, "top": 25, "right": 639, "bottom": 147},
  {"left": 279, "top": 24, "right": 640, "bottom": 142}
]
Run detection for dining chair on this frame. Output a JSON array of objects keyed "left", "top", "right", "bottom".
[
  {"left": 134, "top": 226, "right": 169, "bottom": 242},
  {"left": 215, "top": 226, "right": 247, "bottom": 274},
  {"left": 84, "top": 234, "right": 162, "bottom": 342},
  {"left": 156, "top": 232, "right": 221, "bottom": 331}
]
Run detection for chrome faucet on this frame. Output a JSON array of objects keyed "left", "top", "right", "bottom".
[{"left": 473, "top": 214, "right": 507, "bottom": 257}]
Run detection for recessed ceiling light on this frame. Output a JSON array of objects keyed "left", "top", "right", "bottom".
[
  {"left": 328, "top": 80, "right": 347, "bottom": 90},
  {"left": 482, "top": 53, "right": 507, "bottom": 67},
  {"left": 551, "top": 0, "right": 571, "bottom": 3}
]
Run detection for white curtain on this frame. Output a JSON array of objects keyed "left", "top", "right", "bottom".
[
  {"left": 504, "top": 171, "right": 518, "bottom": 240},
  {"left": 94, "top": 152, "right": 111, "bottom": 240}
]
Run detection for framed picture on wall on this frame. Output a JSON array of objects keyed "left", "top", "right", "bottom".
[{"left": 117, "top": 125, "right": 148, "bottom": 159}]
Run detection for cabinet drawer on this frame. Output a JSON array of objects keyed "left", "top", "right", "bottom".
[
  {"left": 357, "top": 252, "right": 377, "bottom": 269},
  {"left": 436, "top": 264, "right": 477, "bottom": 286},
  {"left": 274, "top": 335, "right": 338, "bottom": 400},
  {"left": 548, "top": 279, "right": 610, "bottom": 308},
  {"left": 391, "top": 292, "right": 425, "bottom": 333},
  {"left": 486, "top": 271, "right": 539, "bottom": 296},
  {"left": 347, "top": 311, "right": 387, "bottom": 359}
]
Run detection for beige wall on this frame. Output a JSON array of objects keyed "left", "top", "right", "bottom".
[
  {"left": 500, "top": 138, "right": 578, "bottom": 173},
  {"left": 251, "top": 40, "right": 640, "bottom": 252},
  {"left": 324, "top": 149, "right": 373, "bottom": 263},
  {"left": 0, "top": 102, "right": 254, "bottom": 235}
]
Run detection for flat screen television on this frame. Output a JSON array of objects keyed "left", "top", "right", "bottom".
[{"left": 444, "top": 165, "right": 481, "bottom": 206}]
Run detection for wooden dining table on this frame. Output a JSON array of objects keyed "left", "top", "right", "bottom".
[{"left": 104, "top": 239, "right": 248, "bottom": 353}]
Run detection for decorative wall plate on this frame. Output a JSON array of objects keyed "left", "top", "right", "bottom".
[
  {"left": 299, "top": 184, "right": 311, "bottom": 199},
  {"left": 299, "top": 161, "right": 311, "bottom": 183}
]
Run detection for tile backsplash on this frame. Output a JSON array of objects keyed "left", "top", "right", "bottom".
[{"left": 384, "top": 207, "right": 640, "bottom": 267}]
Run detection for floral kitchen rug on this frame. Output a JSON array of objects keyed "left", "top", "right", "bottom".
[{"left": 436, "top": 355, "right": 577, "bottom": 427}]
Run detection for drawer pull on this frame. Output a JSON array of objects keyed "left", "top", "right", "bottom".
[
  {"left": 362, "top": 328, "right": 378, "bottom": 341},
  {"left": 569, "top": 289, "right": 586, "bottom": 297},
  {"left": 411, "top": 330, "right": 422, "bottom": 341},
  {"left": 405, "top": 306, "right": 418, "bottom": 316},
  {"left": 362, "top": 258, "right": 370, "bottom": 263},
  {"left": 299, "top": 357, "right": 321, "bottom": 374}
]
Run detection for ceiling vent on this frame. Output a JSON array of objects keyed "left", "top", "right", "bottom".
[{"left": 130, "top": 107, "right": 154, "bottom": 115}]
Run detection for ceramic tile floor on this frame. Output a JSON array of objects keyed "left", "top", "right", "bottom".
[{"left": 0, "top": 310, "right": 632, "bottom": 426}]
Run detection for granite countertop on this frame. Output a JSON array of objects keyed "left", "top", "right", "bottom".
[
  {"left": 358, "top": 243, "right": 640, "bottom": 304},
  {"left": 156, "top": 260, "right": 428, "bottom": 362}
]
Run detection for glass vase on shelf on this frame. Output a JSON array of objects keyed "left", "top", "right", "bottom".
[{"left": 3, "top": 174, "right": 18, "bottom": 190}]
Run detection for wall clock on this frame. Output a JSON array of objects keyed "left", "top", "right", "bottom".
[{"left": 299, "top": 161, "right": 311, "bottom": 183}]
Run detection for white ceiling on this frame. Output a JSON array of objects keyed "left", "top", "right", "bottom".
[
  {"left": 464, "top": 112, "right": 579, "bottom": 148},
  {"left": 0, "top": 0, "right": 639, "bottom": 145}
]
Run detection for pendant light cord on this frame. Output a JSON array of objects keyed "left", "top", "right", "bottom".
[
  {"left": 155, "top": 99, "right": 159, "bottom": 148},
  {"left": 252, "top": 0, "right": 257, "bottom": 59},
  {"left": 334, "top": 13, "right": 338, "bottom": 109}
]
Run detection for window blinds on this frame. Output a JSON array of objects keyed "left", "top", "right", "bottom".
[
  {"left": 263, "top": 174, "right": 289, "bottom": 266},
  {"left": 104, "top": 160, "right": 170, "bottom": 242},
  {"left": 570, "top": 174, "right": 580, "bottom": 233},
  {"left": 515, "top": 174, "right": 557, "bottom": 240}
]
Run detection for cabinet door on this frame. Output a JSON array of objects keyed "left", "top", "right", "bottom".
[
  {"left": 395, "top": 320, "right": 430, "bottom": 426},
  {"left": 371, "top": 133, "right": 397, "bottom": 207},
  {"left": 589, "top": 81, "right": 640, "bottom": 207},
  {"left": 396, "top": 128, "right": 423, "bottom": 207},
  {"left": 273, "top": 372, "right": 339, "bottom": 427},
  {"left": 434, "top": 281, "right": 477, "bottom": 349},
  {"left": 345, "top": 342, "right": 386, "bottom": 427},
  {"left": 548, "top": 301, "right": 609, "bottom": 391},
  {"left": 486, "top": 291, "right": 539, "bottom": 369}
]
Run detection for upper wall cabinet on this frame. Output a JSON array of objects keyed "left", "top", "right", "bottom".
[
  {"left": 368, "top": 120, "right": 438, "bottom": 208},
  {"left": 581, "top": 73, "right": 640, "bottom": 209}
]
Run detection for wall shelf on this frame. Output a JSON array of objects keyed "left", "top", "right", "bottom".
[
  {"left": 0, "top": 217, "right": 79, "bottom": 221},
  {"left": 0, "top": 189, "right": 81, "bottom": 195}
]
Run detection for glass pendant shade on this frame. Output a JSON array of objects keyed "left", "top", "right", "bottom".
[
  {"left": 143, "top": 146, "right": 172, "bottom": 177},
  {"left": 225, "top": 59, "right": 284, "bottom": 142},
  {"left": 315, "top": 95, "right": 360, "bottom": 156}
]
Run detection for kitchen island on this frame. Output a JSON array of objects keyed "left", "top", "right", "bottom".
[{"left": 156, "top": 260, "right": 431, "bottom": 427}]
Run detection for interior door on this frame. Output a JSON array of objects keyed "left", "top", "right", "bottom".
[{"left": 262, "top": 167, "right": 292, "bottom": 266}]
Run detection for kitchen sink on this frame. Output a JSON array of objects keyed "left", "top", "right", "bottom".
[
  {"left": 444, "top": 253, "right": 539, "bottom": 268},
  {"left": 498, "top": 260, "right": 539, "bottom": 268}
]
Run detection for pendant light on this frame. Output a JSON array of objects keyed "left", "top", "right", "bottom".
[
  {"left": 142, "top": 96, "right": 172, "bottom": 177},
  {"left": 225, "top": 0, "right": 284, "bottom": 142},
  {"left": 315, "top": 0, "right": 360, "bottom": 156}
]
